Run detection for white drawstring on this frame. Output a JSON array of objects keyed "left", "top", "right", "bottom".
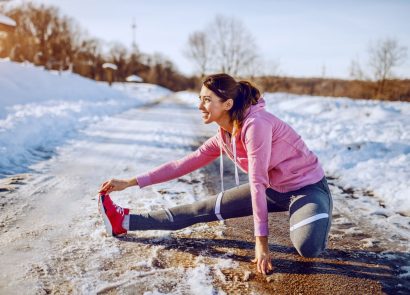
[
  {"left": 216, "top": 130, "right": 240, "bottom": 221},
  {"left": 219, "top": 130, "right": 240, "bottom": 193},
  {"left": 219, "top": 136, "right": 225, "bottom": 192},
  {"left": 232, "top": 135, "right": 240, "bottom": 187}
]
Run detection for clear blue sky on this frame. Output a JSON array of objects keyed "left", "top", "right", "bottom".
[{"left": 23, "top": 0, "right": 410, "bottom": 78}]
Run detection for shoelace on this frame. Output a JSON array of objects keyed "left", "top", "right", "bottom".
[{"left": 115, "top": 204, "right": 124, "bottom": 215}]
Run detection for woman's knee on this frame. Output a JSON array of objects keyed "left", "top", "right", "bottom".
[
  {"left": 290, "top": 218, "right": 330, "bottom": 258},
  {"left": 288, "top": 183, "right": 333, "bottom": 258},
  {"left": 292, "top": 236, "right": 325, "bottom": 258}
]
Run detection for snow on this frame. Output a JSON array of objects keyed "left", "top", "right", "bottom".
[
  {"left": 0, "top": 13, "right": 16, "bottom": 27},
  {"left": 263, "top": 93, "right": 410, "bottom": 216},
  {"left": 0, "top": 74, "right": 218, "bottom": 293},
  {"left": 0, "top": 61, "right": 409, "bottom": 292},
  {"left": 186, "top": 264, "right": 217, "bottom": 294},
  {"left": 126, "top": 74, "right": 143, "bottom": 82},
  {"left": 0, "top": 60, "right": 170, "bottom": 177},
  {"left": 1, "top": 61, "right": 408, "bottom": 221},
  {"left": 102, "top": 62, "right": 118, "bottom": 70}
]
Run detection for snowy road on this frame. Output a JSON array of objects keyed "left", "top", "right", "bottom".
[
  {"left": 1, "top": 91, "right": 409, "bottom": 294},
  {"left": 0, "top": 94, "right": 229, "bottom": 294}
]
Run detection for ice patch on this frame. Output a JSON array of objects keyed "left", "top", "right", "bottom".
[
  {"left": 215, "top": 257, "right": 239, "bottom": 269},
  {"left": 144, "top": 290, "right": 169, "bottom": 295},
  {"left": 186, "top": 263, "right": 219, "bottom": 295}
]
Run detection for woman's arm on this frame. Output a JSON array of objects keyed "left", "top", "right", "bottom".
[
  {"left": 243, "top": 118, "right": 273, "bottom": 274},
  {"left": 99, "top": 134, "right": 221, "bottom": 193},
  {"left": 136, "top": 134, "right": 221, "bottom": 188},
  {"left": 244, "top": 118, "right": 272, "bottom": 237}
]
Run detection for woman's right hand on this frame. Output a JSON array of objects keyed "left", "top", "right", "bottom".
[
  {"left": 252, "top": 236, "right": 273, "bottom": 275},
  {"left": 99, "top": 178, "right": 138, "bottom": 194}
]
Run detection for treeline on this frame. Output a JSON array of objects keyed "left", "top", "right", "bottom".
[
  {"left": 184, "top": 76, "right": 410, "bottom": 102},
  {"left": 0, "top": 3, "right": 196, "bottom": 91},
  {"left": 1, "top": 3, "right": 409, "bottom": 101},
  {"left": 253, "top": 76, "right": 410, "bottom": 102},
  {"left": 183, "top": 15, "right": 409, "bottom": 101}
]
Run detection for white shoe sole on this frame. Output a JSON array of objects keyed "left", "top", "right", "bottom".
[{"left": 98, "top": 194, "right": 113, "bottom": 237}]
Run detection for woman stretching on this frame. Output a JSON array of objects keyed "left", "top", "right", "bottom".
[{"left": 98, "top": 73, "right": 333, "bottom": 275}]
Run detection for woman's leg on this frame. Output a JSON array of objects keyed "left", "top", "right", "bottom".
[
  {"left": 129, "top": 183, "right": 252, "bottom": 231},
  {"left": 287, "top": 177, "right": 333, "bottom": 258},
  {"left": 129, "top": 183, "right": 288, "bottom": 231}
]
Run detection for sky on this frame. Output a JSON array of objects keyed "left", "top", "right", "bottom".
[{"left": 12, "top": 0, "right": 410, "bottom": 79}]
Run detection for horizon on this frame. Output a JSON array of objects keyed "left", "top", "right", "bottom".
[{"left": 6, "top": 0, "right": 410, "bottom": 79}]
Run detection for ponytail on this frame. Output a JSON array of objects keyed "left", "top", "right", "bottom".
[
  {"left": 203, "top": 74, "right": 261, "bottom": 136},
  {"left": 231, "top": 81, "right": 260, "bottom": 135}
]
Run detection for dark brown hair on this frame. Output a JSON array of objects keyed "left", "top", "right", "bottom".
[{"left": 203, "top": 73, "right": 261, "bottom": 135}]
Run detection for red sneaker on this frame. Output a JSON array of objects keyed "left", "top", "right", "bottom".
[{"left": 98, "top": 194, "right": 129, "bottom": 237}]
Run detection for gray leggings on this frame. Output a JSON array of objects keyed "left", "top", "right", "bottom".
[{"left": 130, "top": 177, "right": 333, "bottom": 258}]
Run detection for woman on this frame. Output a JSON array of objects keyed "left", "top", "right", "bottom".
[{"left": 99, "top": 73, "right": 333, "bottom": 275}]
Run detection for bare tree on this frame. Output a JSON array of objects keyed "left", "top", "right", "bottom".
[
  {"left": 125, "top": 47, "right": 145, "bottom": 77},
  {"left": 184, "top": 31, "right": 212, "bottom": 78},
  {"left": 72, "top": 36, "right": 103, "bottom": 78},
  {"left": 4, "top": 3, "right": 73, "bottom": 68},
  {"left": 349, "top": 58, "right": 366, "bottom": 80},
  {"left": 209, "top": 15, "right": 258, "bottom": 76},
  {"left": 107, "top": 42, "right": 128, "bottom": 81},
  {"left": 348, "top": 38, "right": 407, "bottom": 98},
  {"left": 368, "top": 38, "right": 407, "bottom": 96},
  {"left": 185, "top": 15, "right": 259, "bottom": 77},
  {"left": 242, "top": 57, "right": 280, "bottom": 79}
]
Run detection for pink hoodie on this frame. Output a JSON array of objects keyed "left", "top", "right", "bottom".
[{"left": 136, "top": 97, "right": 325, "bottom": 236}]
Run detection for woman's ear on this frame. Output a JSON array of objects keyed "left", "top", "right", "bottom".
[{"left": 224, "top": 98, "right": 234, "bottom": 111}]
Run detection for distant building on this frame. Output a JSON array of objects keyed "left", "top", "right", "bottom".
[
  {"left": 0, "top": 13, "right": 16, "bottom": 32},
  {"left": 126, "top": 74, "right": 143, "bottom": 83},
  {"left": 102, "top": 63, "right": 118, "bottom": 71},
  {"left": 102, "top": 63, "right": 118, "bottom": 86}
]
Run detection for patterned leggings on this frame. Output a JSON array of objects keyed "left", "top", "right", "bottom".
[{"left": 129, "top": 177, "right": 333, "bottom": 258}]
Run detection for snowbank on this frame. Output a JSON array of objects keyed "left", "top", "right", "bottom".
[
  {"left": 0, "top": 13, "right": 16, "bottom": 27},
  {"left": 0, "top": 60, "right": 171, "bottom": 177},
  {"left": 264, "top": 93, "right": 410, "bottom": 216}
]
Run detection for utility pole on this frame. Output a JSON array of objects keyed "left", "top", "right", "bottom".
[{"left": 131, "top": 18, "right": 137, "bottom": 50}]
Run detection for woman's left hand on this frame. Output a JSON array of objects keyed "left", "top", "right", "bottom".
[{"left": 251, "top": 236, "right": 273, "bottom": 274}]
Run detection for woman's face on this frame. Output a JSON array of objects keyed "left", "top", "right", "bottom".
[{"left": 198, "top": 85, "right": 232, "bottom": 124}]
